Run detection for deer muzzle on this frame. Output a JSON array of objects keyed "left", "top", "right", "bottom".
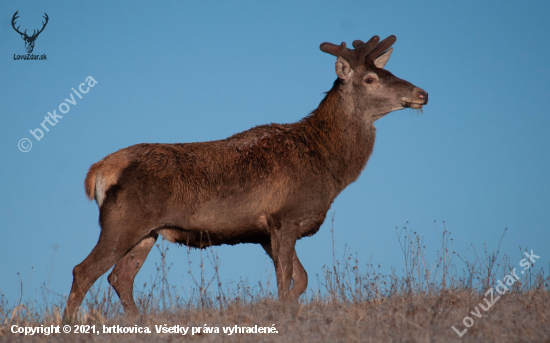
[{"left": 401, "top": 87, "right": 428, "bottom": 109}]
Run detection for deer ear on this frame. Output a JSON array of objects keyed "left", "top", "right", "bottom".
[
  {"left": 335, "top": 56, "right": 353, "bottom": 81},
  {"left": 374, "top": 48, "right": 393, "bottom": 68}
]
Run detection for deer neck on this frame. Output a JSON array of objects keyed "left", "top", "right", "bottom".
[{"left": 302, "top": 87, "right": 376, "bottom": 193}]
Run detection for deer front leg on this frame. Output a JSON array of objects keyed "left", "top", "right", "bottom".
[
  {"left": 289, "top": 250, "right": 308, "bottom": 298},
  {"left": 266, "top": 221, "right": 299, "bottom": 300},
  {"left": 261, "top": 244, "right": 308, "bottom": 299}
]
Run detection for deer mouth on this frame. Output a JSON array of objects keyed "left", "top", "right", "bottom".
[{"left": 401, "top": 98, "right": 425, "bottom": 110}]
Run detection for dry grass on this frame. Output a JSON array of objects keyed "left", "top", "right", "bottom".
[{"left": 1, "top": 220, "right": 549, "bottom": 342}]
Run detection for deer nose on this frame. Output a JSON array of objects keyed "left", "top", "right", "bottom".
[{"left": 415, "top": 89, "right": 428, "bottom": 104}]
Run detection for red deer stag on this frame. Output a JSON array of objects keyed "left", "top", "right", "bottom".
[{"left": 64, "top": 35, "right": 428, "bottom": 320}]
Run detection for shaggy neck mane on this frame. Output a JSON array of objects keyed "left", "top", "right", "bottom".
[{"left": 298, "top": 80, "right": 376, "bottom": 193}]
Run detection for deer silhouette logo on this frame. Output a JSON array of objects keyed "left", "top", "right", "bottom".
[{"left": 12, "top": 11, "right": 49, "bottom": 53}]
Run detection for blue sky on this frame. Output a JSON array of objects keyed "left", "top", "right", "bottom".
[{"left": 1, "top": 0, "right": 549, "bottom": 305}]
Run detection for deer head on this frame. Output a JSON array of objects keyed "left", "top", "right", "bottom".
[
  {"left": 320, "top": 35, "right": 428, "bottom": 121},
  {"left": 12, "top": 11, "right": 49, "bottom": 53}
]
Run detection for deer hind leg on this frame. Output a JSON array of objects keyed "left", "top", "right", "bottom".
[
  {"left": 63, "top": 217, "right": 150, "bottom": 321},
  {"left": 107, "top": 232, "right": 158, "bottom": 315}
]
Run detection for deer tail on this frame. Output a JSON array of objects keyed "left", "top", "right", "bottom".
[{"left": 84, "top": 161, "right": 104, "bottom": 202}]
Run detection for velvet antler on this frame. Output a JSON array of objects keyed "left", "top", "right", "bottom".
[{"left": 320, "top": 35, "right": 396, "bottom": 69}]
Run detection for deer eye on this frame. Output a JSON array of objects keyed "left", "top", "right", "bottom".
[{"left": 365, "top": 77, "right": 375, "bottom": 84}]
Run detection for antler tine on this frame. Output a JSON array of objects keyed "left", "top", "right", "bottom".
[
  {"left": 366, "top": 35, "right": 396, "bottom": 61},
  {"left": 11, "top": 10, "right": 24, "bottom": 36},
  {"left": 352, "top": 40, "right": 364, "bottom": 49},
  {"left": 320, "top": 42, "right": 343, "bottom": 56},
  {"left": 12, "top": 10, "right": 19, "bottom": 23},
  {"left": 320, "top": 42, "right": 356, "bottom": 61},
  {"left": 34, "top": 13, "right": 49, "bottom": 37},
  {"left": 320, "top": 41, "right": 363, "bottom": 69},
  {"left": 354, "top": 36, "right": 380, "bottom": 61}
]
